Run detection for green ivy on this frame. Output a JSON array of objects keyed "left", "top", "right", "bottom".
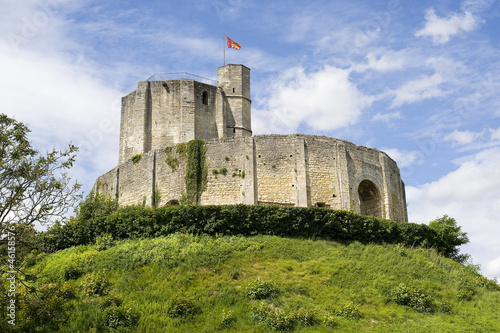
[
  {"left": 164, "top": 146, "right": 180, "bottom": 170},
  {"left": 185, "top": 140, "right": 207, "bottom": 205},
  {"left": 176, "top": 142, "right": 187, "bottom": 159}
]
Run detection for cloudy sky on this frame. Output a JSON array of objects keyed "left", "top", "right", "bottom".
[{"left": 2, "top": 0, "right": 500, "bottom": 279}]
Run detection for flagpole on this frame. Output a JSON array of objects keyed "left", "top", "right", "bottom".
[{"left": 223, "top": 34, "right": 226, "bottom": 66}]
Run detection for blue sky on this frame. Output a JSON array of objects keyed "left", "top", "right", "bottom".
[{"left": 2, "top": 0, "right": 500, "bottom": 279}]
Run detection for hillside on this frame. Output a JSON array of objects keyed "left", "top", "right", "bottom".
[{"left": 18, "top": 233, "right": 500, "bottom": 332}]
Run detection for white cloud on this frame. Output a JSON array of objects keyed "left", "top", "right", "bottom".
[
  {"left": 0, "top": 44, "right": 121, "bottom": 191},
  {"left": 445, "top": 130, "right": 482, "bottom": 146},
  {"left": 390, "top": 73, "right": 445, "bottom": 108},
  {"left": 372, "top": 111, "right": 402, "bottom": 123},
  {"left": 352, "top": 53, "right": 406, "bottom": 73},
  {"left": 486, "top": 256, "right": 500, "bottom": 279},
  {"left": 383, "top": 148, "right": 421, "bottom": 168},
  {"left": 490, "top": 127, "right": 500, "bottom": 141},
  {"left": 415, "top": 9, "right": 481, "bottom": 44},
  {"left": 407, "top": 147, "right": 500, "bottom": 279},
  {"left": 253, "top": 65, "right": 374, "bottom": 133},
  {"left": 461, "top": 0, "right": 495, "bottom": 13},
  {"left": 0, "top": 0, "right": 122, "bottom": 194}
]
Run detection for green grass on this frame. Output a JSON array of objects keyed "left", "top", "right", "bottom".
[{"left": 28, "top": 234, "right": 500, "bottom": 332}]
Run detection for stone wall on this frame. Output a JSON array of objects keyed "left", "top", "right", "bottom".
[{"left": 95, "top": 134, "right": 408, "bottom": 222}]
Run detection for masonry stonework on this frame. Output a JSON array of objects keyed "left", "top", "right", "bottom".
[{"left": 95, "top": 64, "right": 408, "bottom": 223}]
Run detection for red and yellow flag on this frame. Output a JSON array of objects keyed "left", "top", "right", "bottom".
[{"left": 226, "top": 36, "right": 241, "bottom": 50}]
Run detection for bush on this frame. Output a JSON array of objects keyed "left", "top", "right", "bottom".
[
  {"left": 81, "top": 270, "right": 112, "bottom": 296},
  {"left": 323, "top": 313, "right": 338, "bottom": 328},
  {"left": 265, "top": 308, "right": 299, "bottom": 332},
  {"left": 17, "top": 283, "right": 72, "bottom": 331},
  {"left": 295, "top": 308, "right": 318, "bottom": 326},
  {"left": 166, "top": 294, "right": 198, "bottom": 318},
  {"left": 390, "top": 283, "right": 434, "bottom": 313},
  {"left": 95, "top": 232, "right": 114, "bottom": 251},
  {"left": 246, "top": 279, "right": 280, "bottom": 300},
  {"left": 42, "top": 205, "right": 462, "bottom": 261},
  {"left": 220, "top": 309, "right": 236, "bottom": 328},
  {"left": 333, "top": 303, "right": 361, "bottom": 320},
  {"left": 429, "top": 215, "right": 469, "bottom": 261},
  {"left": 62, "top": 262, "right": 84, "bottom": 281},
  {"left": 102, "top": 305, "right": 139, "bottom": 329},
  {"left": 251, "top": 303, "right": 299, "bottom": 332}
]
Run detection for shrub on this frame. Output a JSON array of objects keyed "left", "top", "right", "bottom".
[
  {"left": 18, "top": 283, "right": 69, "bottom": 331},
  {"left": 246, "top": 279, "right": 280, "bottom": 300},
  {"left": 333, "top": 303, "right": 361, "bottom": 320},
  {"left": 323, "top": 313, "right": 338, "bottom": 328},
  {"left": 295, "top": 308, "right": 318, "bottom": 326},
  {"left": 390, "top": 283, "right": 434, "bottom": 313},
  {"left": 62, "top": 262, "right": 84, "bottom": 281},
  {"left": 429, "top": 215, "right": 469, "bottom": 261},
  {"left": 42, "top": 204, "right": 460, "bottom": 260},
  {"left": 456, "top": 276, "right": 477, "bottom": 301},
  {"left": 220, "top": 309, "right": 236, "bottom": 328},
  {"left": 265, "top": 308, "right": 299, "bottom": 332},
  {"left": 102, "top": 305, "right": 139, "bottom": 329},
  {"left": 95, "top": 232, "right": 114, "bottom": 251},
  {"left": 166, "top": 294, "right": 198, "bottom": 318},
  {"left": 81, "top": 270, "right": 112, "bottom": 296},
  {"left": 251, "top": 303, "right": 299, "bottom": 332}
]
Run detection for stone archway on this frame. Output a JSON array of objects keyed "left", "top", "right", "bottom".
[{"left": 358, "top": 180, "right": 382, "bottom": 218}]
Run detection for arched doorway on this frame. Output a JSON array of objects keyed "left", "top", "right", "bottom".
[{"left": 358, "top": 180, "right": 382, "bottom": 218}]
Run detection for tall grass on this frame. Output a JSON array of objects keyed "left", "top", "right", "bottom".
[{"left": 27, "top": 234, "right": 500, "bottom": 332}]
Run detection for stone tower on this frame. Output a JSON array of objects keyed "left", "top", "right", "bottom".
[
  {"left": 118, "top": 64, "right": 251, "bottom": 164},
  {"left": 217, "top": 64, "right": 252, "bottom": 138}
]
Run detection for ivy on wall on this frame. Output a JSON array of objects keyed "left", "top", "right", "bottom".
[
  {"left": 164, "top": 146, "right": 179, "bottom": 170},
  {"left": 185, "top": 140, "right": 207, "bottom": 205}
]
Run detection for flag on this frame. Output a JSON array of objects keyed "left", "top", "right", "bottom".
[{"left": 226, "top": 36, "right": 241, "bottom": 50}]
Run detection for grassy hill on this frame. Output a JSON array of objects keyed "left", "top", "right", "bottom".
[{"left": 19, "top": 233, "right": 500, "bottom": 332}]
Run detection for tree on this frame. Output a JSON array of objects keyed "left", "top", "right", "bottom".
[
  {"left": 0, "top": 113, "right": 81, "bottom": 232},
  {"left": 429, "top": 215, "right": 469, "bottom": 262},
  {"left": 0, "top": 114, "right": 82, "bottom": 332}
]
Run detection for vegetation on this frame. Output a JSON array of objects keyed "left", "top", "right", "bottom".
[
  {"left": 164, "top": 146, "right": 180, "bottom": 170},
  {"left": 7, "top": 233, "right": 499, "bottom": 332},
  {"left": 0, "top": 113, "right": 81, "bottom": 231},
  {"left": 131, "top": 154, "right": 142, "bottom": 164},
  {"left": 184, "top": 140, "right": 207, "bottom": 205},
  {"left": 41, "top": 204, "right": 469, "bottom": 259},
  {"left": 2, "top": 114, "right": 498, "bottom": 331},
  {"left": 0, "top": 114, "right": 81, "bottom": 332},
  {"left": 213, "top": 167, "right": 228, "bottom": 176}
]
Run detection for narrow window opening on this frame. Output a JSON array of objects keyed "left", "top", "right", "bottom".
[
  {"left": 202, "top": 91, "right": 208, "bottom": 105},
  {"left": 232, "top": 87, "right": 235, "bottom": 93}
]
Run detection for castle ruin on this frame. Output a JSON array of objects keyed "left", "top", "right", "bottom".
[{"left": 94, "top": 64, "right": 408, "bottom": 223}]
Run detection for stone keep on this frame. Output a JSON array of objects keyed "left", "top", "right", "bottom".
[
  {"left": 95, "top": 64, "right": 409, "bottom": 223},
  {"left": 118, "top": 64, "right": 251, "bottom": 165}
]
